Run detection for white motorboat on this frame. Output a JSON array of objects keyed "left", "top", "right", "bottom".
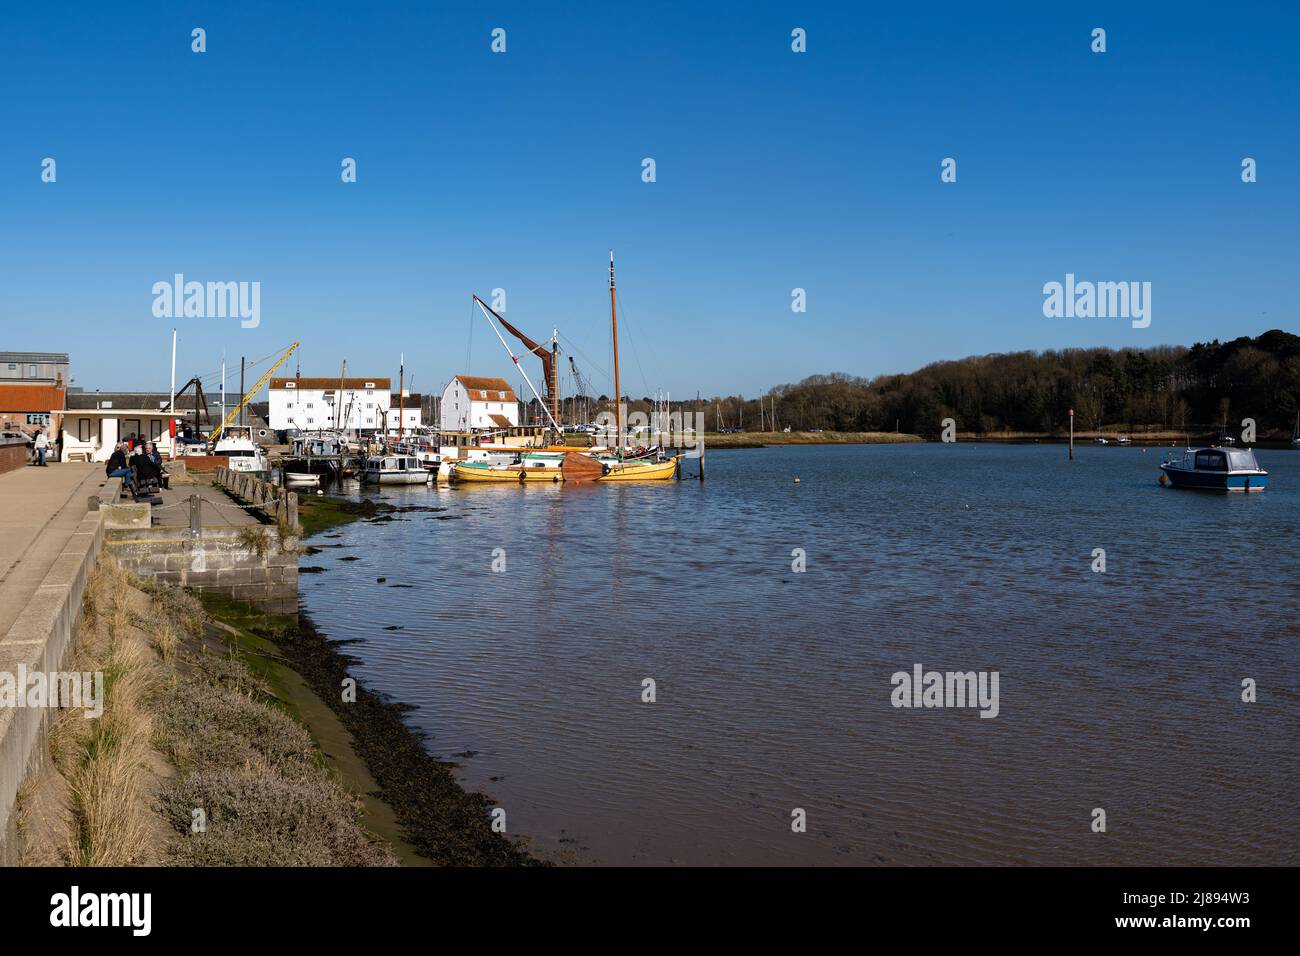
[
  {"left": 214, "top": 426, "right": 271, "bottom": 478},
  {"left": 361, "top": 454, "right": 429, "bottom": 485}
]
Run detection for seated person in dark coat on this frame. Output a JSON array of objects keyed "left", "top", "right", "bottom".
[
  {"left": 142, "top": 441, "right": 169, "bottom": 488},
  {"left": 132, "top": 448, "right": 164, "bottom": 490}
]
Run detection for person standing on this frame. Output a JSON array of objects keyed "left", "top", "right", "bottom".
[{"left": 33, "top": 429, "right": 49, "bottom": 466}]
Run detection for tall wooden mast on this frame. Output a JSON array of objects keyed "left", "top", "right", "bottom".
[
  {"left": 610, "top": 250, "right": 621, "bottom": 452},
  {"left": 397, "top": 353, "right": 405, "bottom": 441}
]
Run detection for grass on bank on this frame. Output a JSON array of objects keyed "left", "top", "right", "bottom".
[
  {"left": 48, "top": 561, "right": 157, "bottom": 865},
  {"left": 23, "top": 559, "right": 397, "bottom": 867}
]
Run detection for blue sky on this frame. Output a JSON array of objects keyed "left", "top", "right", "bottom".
[{"left": 2, "top": 1, "right": 1296, "bottom": 399}]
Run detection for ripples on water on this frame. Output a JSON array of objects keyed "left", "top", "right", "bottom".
[{"left": 300, "top": 444, "right": 1300, "bottom": 865}]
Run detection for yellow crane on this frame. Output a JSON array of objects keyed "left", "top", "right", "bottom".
[{"left": 209, "top": 341, "right": 299, "bottom": 441}]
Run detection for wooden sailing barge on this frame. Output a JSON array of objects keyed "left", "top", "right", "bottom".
[{"left": 452, "top": 252, "right": 679, "bottom": 483}]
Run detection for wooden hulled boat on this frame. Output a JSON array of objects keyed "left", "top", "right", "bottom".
[
  {"left": 453, "top": 450, "right": 603, "bottom": 483},
  {"left": 465, "top": 252, "right": 678, "bottom": 484},
  {"left": 596, "top": 456, "right": 679, "bottom": 481}
]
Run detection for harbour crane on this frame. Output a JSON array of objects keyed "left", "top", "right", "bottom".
[
  {"left": 568, "top": 356, "right": 593, "bottom": 425},
  {"left": 166, "top": 377, "right": 213, "bottom": 434},
  {"left": 209, "top": 341, "right": 299, "bottom": 441}
]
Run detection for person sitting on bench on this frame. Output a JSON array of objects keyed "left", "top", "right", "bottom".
[
  {"left": 105, "top": 443, "right": 134, "bottom": 490},
  {"left": 131, "top": 447, "right": 164, "bottom": 496},
  {"left": 142, "top": 441, "right": 169, "bottom": 489}
]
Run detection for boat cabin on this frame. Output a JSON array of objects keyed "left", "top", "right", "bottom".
[
  {"left": 1192, "top": 448, "right": 1261, "bottom": 473},
  {"left": 366, "top": 455, "right": 421, "bottom": 472}
]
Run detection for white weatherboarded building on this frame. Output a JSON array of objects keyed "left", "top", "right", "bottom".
[
  {"left": 440, "top": 376, "right": 519, "bottom": 432},
  {"left": 382, "top": 392, "right": 422, "bottom": 432},
  {"left": 269, "top": 377, "right": 391, "bottom": 434}
]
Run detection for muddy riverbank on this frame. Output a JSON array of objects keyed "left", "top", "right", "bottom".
[
  {"left": 228, "top": 492, "right": 542, "bottom": 865},
  {"left": 208, "top": 594, "right": 541, "bottom": 866}
]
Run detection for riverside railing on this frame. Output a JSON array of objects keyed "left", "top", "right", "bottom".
[{"left": 214, "top": 467, "right": 300, "bottom": 533}]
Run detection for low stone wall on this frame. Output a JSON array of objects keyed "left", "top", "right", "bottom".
[
  {"left": 106, "top": 526, "right": 298, "bottom": 615},
  {"left": 215, "top": 467, "right": 299, "bottom": 532},
  {"left": 87, "top": 475, "right": 124, "bottom": 511},
  {"left": 0, "top": 510, "right": 103, "bottom": 862},
  {"left": 0, "top": 438, "right": 28, "bottom": 476}
]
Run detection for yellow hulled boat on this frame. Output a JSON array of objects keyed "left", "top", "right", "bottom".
[
  {"left": 596, "top": 456, "right": 679, "bottom": 481},
  {"left": 451, "top": 450, "right": 678, "bottom": 483},
  {"left": 463, "top": 251, "right": 681, "bottom": 487}
]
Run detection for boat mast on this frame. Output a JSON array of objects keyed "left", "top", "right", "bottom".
[
  {"left": 610, "top": 250, "right": 621, "bottom": 452},
  {"left": 472, "top": 296, "right": 564, "bottom": 433},
  {"left": 398, "top": 352, "right": 405, "bottom": 443},
  {"left": 336, "top": 360, "right": 347, "bottom": 435}
]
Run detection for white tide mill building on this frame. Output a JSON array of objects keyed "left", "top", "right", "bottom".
[
  {"left": 440, "top": 376, "right": 519, "bottom": 431},
  {"left": 269, "top": 377, "right": 391, "bottom": 434}
]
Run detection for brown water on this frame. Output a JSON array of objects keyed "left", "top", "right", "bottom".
[{"left": 300, "top": 444, "right": 1300, "bottom": 865}]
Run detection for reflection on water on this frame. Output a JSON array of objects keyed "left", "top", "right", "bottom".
[{"left": 300, "top": 444, "right": 1300, "bottom": 865}]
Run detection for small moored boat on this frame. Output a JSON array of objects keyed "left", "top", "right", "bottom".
[
  {"left": 1159, "top": 447, "right": 1268, "bottom": 492},
  {"left": 214, "top": 427, "right": 271, "bottom": 478},
  {"left": 361, "top": 454, "right": 430, "bottom": 485}
]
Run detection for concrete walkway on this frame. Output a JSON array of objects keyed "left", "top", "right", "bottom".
[
  {"left": 0, "top": 462, "right": 103, "bottom": 636},
  {"left": 147, "top": 478, "right": 261, "bottom": 529}
]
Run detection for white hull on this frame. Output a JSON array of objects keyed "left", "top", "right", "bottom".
[{"left": 362, "top": 471, "right": 429, "bottom": 485}]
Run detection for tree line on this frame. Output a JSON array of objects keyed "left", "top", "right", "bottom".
[{"left": 534, "top": 330, "right": 1300, "bottom": 438}]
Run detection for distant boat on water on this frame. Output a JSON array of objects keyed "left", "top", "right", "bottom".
[{"left": 1159, "top": 447, "right": 1268, "bottom": 492}]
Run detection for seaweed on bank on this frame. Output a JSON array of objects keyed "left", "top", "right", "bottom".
[
  {"left": 237, "top": 606, "right": 542, "bottom": 866},
  {"left": 297, "top": 496, "right": 449, "bottom": 538}
]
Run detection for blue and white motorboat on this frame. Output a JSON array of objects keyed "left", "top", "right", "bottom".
[{"left": 1159, "top": 447, "right": 1268, "bottom": 492}]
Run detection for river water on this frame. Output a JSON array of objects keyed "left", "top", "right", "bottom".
[{"left": 298, "top": 443, "right": 1300, "bottom": 865}]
